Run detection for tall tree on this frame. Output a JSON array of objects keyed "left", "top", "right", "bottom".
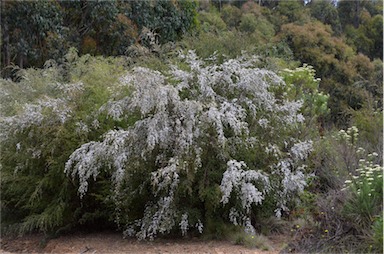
[
  {"left": 309, "top": 0, "right": 342, "bottom": 34},
  {"left": 338, "top": 0, "right": 361, "bottom": 28},
  {"left": 1, "top": 1, "right": 64, "bottom": 72},
  {"left": 276, "top": 0, "right": 309, "bottom": 24},
  {"left": 337, "top": 0, "right": 381, "bottom": 29},
  {"left": 128, "top": 0, "right": 197, "bottom": 44},
  {"left": 277, "top": 20, "right": 382, "bottom": 125}
]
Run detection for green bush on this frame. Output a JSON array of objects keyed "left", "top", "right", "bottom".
[
  {"left": 198, "top": 10, "right": 227, "bottom": 33},
  {"left": 0, "top": 50, "right": 129, "bottom": 235},
  {"left": 239, "top": 13, "right": 258, "bottom": 33},
  {"left": 221, "top": 5, "right": 242, "bottom": 28}
]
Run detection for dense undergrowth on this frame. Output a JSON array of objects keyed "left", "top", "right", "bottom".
[{"left": 1, "top": 1, "right": 383, "bottom": 253}]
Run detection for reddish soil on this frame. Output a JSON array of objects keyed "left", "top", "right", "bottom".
[{"left": 1, "top": 232, "right": 288, "bottom": 254}]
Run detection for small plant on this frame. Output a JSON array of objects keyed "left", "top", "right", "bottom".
[
  {"left": 342, "top": 152, "right": 383, "bottom": 229},
  {"left": 231, "top": 230, "right": 272, "bottom": 250}
]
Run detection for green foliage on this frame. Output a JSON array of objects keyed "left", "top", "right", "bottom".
[
  {"left": 280, "top": 64, "right": 329, "bottom": 129},
  {"left": 276, "top": 0, "right": 310, "bottom": 24},
  {"left": 239, "top": 13, "right": 258, "bottom": 33},
  {"left": 198, "top": 10, "right": 228, "bottom": 33},
  {"left": 338, "top": 0, "right": 361, "bottom": 28},
  {"left": 180, "top": 31, "right": 233, "bottom": 60},
  {"left": 2, "top": 51, "right": 318, "bottom": 239},
  {"left": 238, "top": 12, "right": 275, "bottom": 41},
  {"left": 337, "top": 0, "right": 382, "bottom": 60},
  {"left": 345, "top": 14, "right": 383, "bottom": 60},
  {"left": 179, "top": 4, "right": 278, "bottom": 61},
  {"left": 0, "top": 2, "right": 382, "bottom": 252},
  {"left": 351, "top": 105, "right": 383, "bottom": 155},
  {"left": 278, "top": 21, "right": 354, "bottom": 78},
  {"left": 308, "top": 0, "right": 342, "bottom": 35},
  {"left": 128, "top": 0, "right": 198, "bottom": 44},
  {"left": 337, "top": 0, "right": 382, "bottom": 29},
  {"left": 277, "top": 19, "right": 382, "bottom": 125},
  {"left": 0, "top": 50, "right": 130, "bottom": 235},
  {"left": 1, "top": 1, "right": 64, "bottom": 71},
  {"left": 1, "top": 1, "right": 198, "bottom": 75},
  {"left": 372, "top": 215, "right": 383, "bottom": 252},
  {"left": 221, "top": 4, "right": 242, "bottom": 28},
  {"left": 309, "top": 135, "right": 346, "bottom": 191}
]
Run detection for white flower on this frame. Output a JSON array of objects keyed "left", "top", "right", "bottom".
[
  {"left": 258, "top": 118, "right": 269, "bottom": 128},
  {"left": 16, "top": 142, "right": 21, "bottom": 151},
  {"left": 179, "top": 213, "right": 189, "bottom": 236},
  {"left": 220, "top": 160, "right": 269, "bottom": 211},
  {"left": 195, "top": 220, "right": 204, "bottom": 234},
  {"left": 290, "top": 140, "right": 313, "bottom": 161}
]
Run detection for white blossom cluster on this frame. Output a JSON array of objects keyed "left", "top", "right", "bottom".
[
  {"left": 1, "top": 97, "right": 71, "bottom": 134},
  {"left": 0, "top": 96, "right": 74, "bottom": 169},
  {"left": 290, "top": 140, "right": 313, "bottom": 161},
  {"left": 228, "top": 208, "right": 256, "bottom": 236},
  {"left": 220, "top": 160, "right": 269, "bottom": 213},
  {"left": 179, "top": 213, "right": 189, "bottom": 236},
  {"left": 335, "top": 126, "right": 359, "bottom": 145},
  {"left": 63, "top": 51, "right": 312, "bottom": 238},
  {"left": 151, "top": 157, "right": 180, "bottom": 196},
  {"left": 342, "top": 152, "right": 383, "bottom": 196},
  {"left": 273, "top": 158, "right": 309, "bottom": 217},
  {"left": 0, "top": 79, "right": 87, "bottom": 150}
]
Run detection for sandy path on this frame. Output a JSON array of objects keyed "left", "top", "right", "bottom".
[{"left": 1, "top": 232, "right": 288, "bottom": 254}]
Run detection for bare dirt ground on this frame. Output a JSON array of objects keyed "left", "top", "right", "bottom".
[{"left": 1, "top": 231, "right": 289, "bottom": 254}]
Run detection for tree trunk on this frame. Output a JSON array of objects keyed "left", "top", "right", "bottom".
[
  {"left": 353, "top": 1, "right": 360, "bottom": 28},
  {"left": 1, "top": 2, "right": 11, "bottom": 69}
]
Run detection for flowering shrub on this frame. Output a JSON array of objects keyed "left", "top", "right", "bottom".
[
  {"left": 63, "top": 51, "right": 314, "bottom": 238},
  {"left": 1, "top": 51, "right": 318, "bottom": 238}
]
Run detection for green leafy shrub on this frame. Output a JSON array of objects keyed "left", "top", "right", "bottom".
[
  {"left": 239, "top": 13, "right": 258, "bottom": 33},
  {"left": 221, "top": 4, "right": 242, "bottom": 28},
  {"left": 351, "top": 106, "right": 383, "bottom": 156},
  {"left": 180, "top": 4, "right": 277, "bottom": 61},
  {"left": 280, "top": 64, "right": 329, "bottom": 131},
  {"left": 0, "top": 50, "right": 129, "bottom": 235},
  {"left": 198, "top": 10, "right": 227, "bottom": 33}
]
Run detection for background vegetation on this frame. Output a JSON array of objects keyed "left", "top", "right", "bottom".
[{"left": 1, "top": 0, "right": 382, "bottom": 253}]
